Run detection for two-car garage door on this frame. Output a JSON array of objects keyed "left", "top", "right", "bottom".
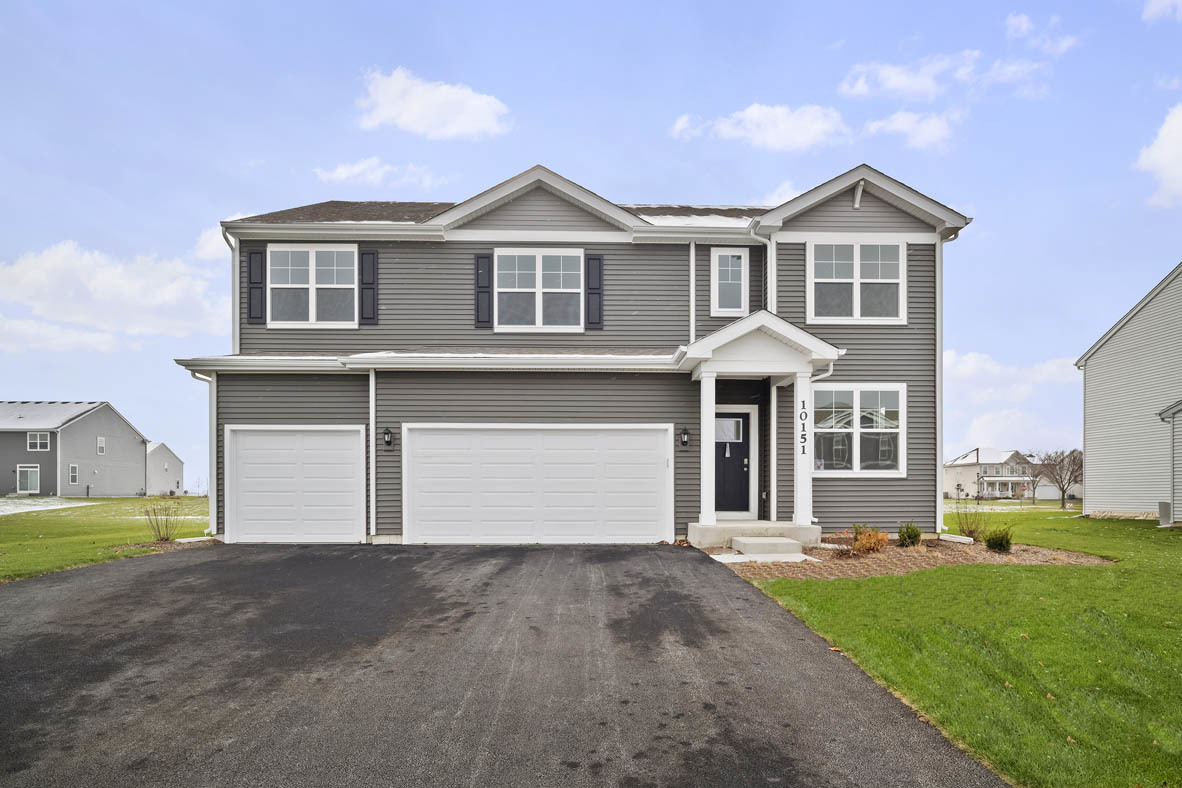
[{"left": 225, "top": 424, "right": 674, "bottom": 544}]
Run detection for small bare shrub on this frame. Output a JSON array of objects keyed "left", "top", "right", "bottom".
[
  {"left": 897, "top": 522, "right": 922, "bottom": 547},
  {"left": 851, "top": 524, "right": 888, "bottom": 555},
  {"left": 953, "top": 498, "right": 987, "bottom": 541},
  {"left": 145, "top": 500, "right": 183, "bottom": 542}
]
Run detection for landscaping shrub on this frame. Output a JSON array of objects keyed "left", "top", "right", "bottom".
[
  {"left": 145, "top": 500, "right": 184, "bottom": 542},
  {"left": 897, "top": 522, "right": 922, "bottom": 547},
  {"left": 851, "top": 524, "right": 888, "bottom": 555},
  {"left": 984, "top": 526, "right": 1014, "bottom": 553},
  {"left": 953, "top": 498, "right": 987, "bottom": 540}
]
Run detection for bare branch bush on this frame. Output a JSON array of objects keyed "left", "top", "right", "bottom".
[{"left": 145, "top": 500, "right": 183, "bottom": 542}]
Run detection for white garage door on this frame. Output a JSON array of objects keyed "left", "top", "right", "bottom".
[
  {"left": 226, "top": 426, "right": 365, "bottom": 543},
  {"left": 403, "top": 424, "right": 674, "bottom": 544}
]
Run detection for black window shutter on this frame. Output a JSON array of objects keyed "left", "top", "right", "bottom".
[
  {"left": 475, "top": 254, "right": 493, "bottom": 328},
  {"left": 585, "top": 254, "right": 604, "bottom": 330},
  {"left": 246, "top": 249, "right": 265, "bottom": 324},
  {"left": 358, "top": 248, "right": 379, "bottom": 325}
]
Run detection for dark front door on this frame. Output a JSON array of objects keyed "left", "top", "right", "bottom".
[{"left": 715, "top": 412, "right": 750, "bottom": 512}]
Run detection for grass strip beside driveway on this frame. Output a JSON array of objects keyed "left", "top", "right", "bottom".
[
  {"left": 757, "top": 512, "right": 1182, "bottom": 788},
  {"left": 0, "top": 497, "right": 209, "bottom": 582}
]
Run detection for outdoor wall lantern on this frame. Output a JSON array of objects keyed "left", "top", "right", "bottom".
[
  {"left": 679, "top": 427, "right": 691, "bottom": 448},
  {"left": 383, "top": 427, "right": 393, "bottom": 447}
]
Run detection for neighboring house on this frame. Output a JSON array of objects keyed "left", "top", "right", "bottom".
[
  {"left": 0, "top": 401, "right": 148, "bottom": 497},
  {"left": 146, "top": 441, "right": 184, "bottom": 496},
  {"left": 943, "top": 448, "right": 1035, "bottom": 499},
  {"left": 1076, "top": 261, "right": 1182, "bottom": 520},
  {"left": 177, "top": 163, "right": 970, "bottom": 545}
]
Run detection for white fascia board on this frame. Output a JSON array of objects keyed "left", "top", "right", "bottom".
[
  {"left": 430, "top": 166, "right": 646, "bottom": 231},
  {"left": 754, "top": 164, "right": 969, "bottom": 235},
  {"left": 1076, "top": 261, "right": 1182, "bottom": 368},
  {"left": 631, "top": 225, "right": 757, "bottom": 244},
  {"left": 174, "top": 356, "right": 351, "bottom": 373},
  {"left": 224, "top": 222, "right": 445, "bottom": 242},
  {"left": 340, "top": 352, "right": 680, "bottom": 372},
  {"left": 446, "top": 229, "right": 635, "bottom": 243},
  {"left": 683, "top": 311, "right": 842, "bottom": 363}
]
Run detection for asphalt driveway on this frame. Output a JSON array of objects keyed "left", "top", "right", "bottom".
[{"left": 0, "top": 545, "right": 1004, "bottom": 787}]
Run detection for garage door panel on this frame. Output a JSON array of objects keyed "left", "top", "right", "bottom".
[
  {"left": 228, "top": 427, "right": 364, "bottom": 543},
  {"left": 405, "top": 425, "right": 672, "bottom": 544}
]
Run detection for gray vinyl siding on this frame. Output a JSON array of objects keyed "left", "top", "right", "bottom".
[
  {"left": 0, "top": 431, "right": 58, "bottom": 496},
  {"left": 776, "top": 242, "right": 938, "bottom": 531},
  {"left": 782, "top": 188, "right": 934, "bottom": 233},
  {"left": 215, "top": 373, "right": 369, "bottom": 534},
  {"left": 457, "top": 186, "right": 619, "bottom": 232},
  {"left": 59, "top": 405, "right": 147, "bottom": 497},
  {"left": 695, "top": 244, "right": 765, "bottom": 339},
  {"left": 240, "top": 241, "right": 690, "bottom": 354},
  {"left": 1081, "top": 271, "right": 1182, "bottom": 515},
  {"left": 1173, "top": 420, "right": 1181, "bottom": 520},
  {"left": 375, "top": 371, "right": 700, "bottom": 537}
]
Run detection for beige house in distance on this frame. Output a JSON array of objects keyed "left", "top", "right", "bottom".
[{"left": 943, "top": 448, "right": 1035, "bottom": 500}]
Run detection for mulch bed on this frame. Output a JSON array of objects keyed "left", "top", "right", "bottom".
[
  {"left": 117, "top": 539, "right": 220, "bottom": 555},
  {"left": 726, "top": 538, "right": 1111, "bottom": 581}
]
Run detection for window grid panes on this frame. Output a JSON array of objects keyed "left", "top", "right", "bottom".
[
  {"left": 716, "top": 254, "right": 744, "bottom": 311},
  {"left": 495, "top": 249, "right": 583, "bottom": 330},
  {"left": 97, "top": 436, "right": 105, "bottom": 455},
  {"left": 69, "top": 464, "right": 78, "bottom": 484},
  {"left": 27, "top": 432, "right": 49, "bottom": 451},
  {"left": 269, "top": 246, "right": 356, "bottom": 324},
  {"left": 814, "top": 387, "right": 903, "bottom": 473},
  {"left": 812, "top": 243, "right": 902, "bottom": 320}
]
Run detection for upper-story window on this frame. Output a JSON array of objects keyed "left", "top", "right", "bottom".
[
  {"left": 813, "top": 383, "right": 906, "bottom": 477},
  {"left": 268, "top": 244, "right": 358, "bottom": 328},
  {"left": 494, "top": 248, "right": 583, "bottom": 332},
  {"left": 807, "top": 242, "right": 906, "bottom": 325},
  {"left": 27, "top": 432, "right": 49, "bottom": 451},
  {"left": 97, "top": 436, "right": 106, "bottom": 455},
  {"left": 710, "top": 247, "right": 749, "bottom": 318}
]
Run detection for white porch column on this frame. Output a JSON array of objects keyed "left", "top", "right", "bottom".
[
  {"left": 699, "top": 372, "right": 717, "bottom": 525},
  {"left": 793, "top": 372, "right": 813, "bottom": 525},
  {"left": 769, "top": 384, "right": 778, "bottom": 520}
]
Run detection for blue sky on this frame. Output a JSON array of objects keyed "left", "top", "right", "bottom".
[{"left": 3, "top": 0, "right": 1181, "bottom": 491}]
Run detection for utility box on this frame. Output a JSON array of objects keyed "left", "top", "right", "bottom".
[{"left": 1160, "top": 501, "right": 1173, "bottom": 527}]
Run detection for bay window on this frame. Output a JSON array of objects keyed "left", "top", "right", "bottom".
[
  {"left": 268, "top": 244, "right": 358, "bottom": 327},
  {"left": 494, "top": 248, "right": 584, "bottom": 332},
  {"left": 813, "top": 383, "right": 906, "bottom": 476}
]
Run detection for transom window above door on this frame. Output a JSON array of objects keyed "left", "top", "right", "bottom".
[
  {"left": 267, "top": 244, "right": 358, "bottom": 328},
  {"left": 808, "top": 242, "right": 906, "bottom": 325},
  {"left": 711, "top": 247, "right": 749, "bottom": 318},
  {"left": 494, "top": 248, "right": 584, "bottom": 332}
]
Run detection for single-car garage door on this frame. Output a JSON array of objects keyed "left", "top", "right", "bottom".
[
  {"left": 403, "top": 424, "right": 674, "bottom": 544},
  {"left": 225, "top": 425, "right": 365, "bottom": 543}
]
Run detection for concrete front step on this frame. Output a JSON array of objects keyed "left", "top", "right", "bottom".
[
  {"left": 731, "top": 536, "right": 802, "bottom": 555},
  {"left": 688, "top": 521, "right": 822, "bottom": 548}
]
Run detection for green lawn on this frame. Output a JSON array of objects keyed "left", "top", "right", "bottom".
[
  {"left": 758, "top": 511, "right": 1182, "bottom": 788},
  {"left": 0, "top": 497, "right": 209, "bottom": 582}
]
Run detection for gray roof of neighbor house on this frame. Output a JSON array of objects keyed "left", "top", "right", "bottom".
[
  {"left": 147, "top": 441, "right": 182, "bottom": 459},
  {"left": 0, "top": 401, "right": 105, "bottom": 431},
  {"left": 945, "top": 447, "right": 1029, "bottom": 466}
]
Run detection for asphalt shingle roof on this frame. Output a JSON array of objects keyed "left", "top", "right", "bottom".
[{"left": 0, "top": 401, "right": 104, "bottom": 431}]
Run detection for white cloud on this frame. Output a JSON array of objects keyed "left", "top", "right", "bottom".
[
  {"left": 866, "top": 110, "right": 961, "bottom": 149},
  {"left": 838, "top": 51, "right": 980, "bottom": 101},
  {"left": 0, "top": 241, "right": 229, "bottom": 342},
  {"left": 0, "top": 313, "right": 120, "bottom": 353},
  {"left": 943, "top": 349, "right": 1080, "bottom": 457},
  {"left": 1005, "top": 12, "right": 1034, "bottom": 38},
  {"left": 760, "top": 180, "right": 800, "bottom": 206},
  {"left": 979, "top": 58, "right": 1048, "bottom": 98},
  {"left": 710, "top": 103, "right": 848, "bottom": 152},
  {"left": 1143, "top": 0, "right": 1182, "bottom": 21},
  {"left": 357, "top": 67, "right": 509, "bottom": 140},
  {"left": 1135, "top": 103, "right": 1182, "bottom": 206},
  {"left": 193, "top": 213, "right": 247, "bottom": 261},
  {"left": 313, "top": 157, "right": 446, "bottom": 188},
  {"left": 1029, "top": 34, "right": 1078, "bottom": 57},
  {"left": 668, "top": 113, "right": 703, "bottom": 140}
]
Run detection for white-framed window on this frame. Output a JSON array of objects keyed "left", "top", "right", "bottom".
[
  {"left": 812, "top": 383, "right": 906, "bottom": 477},
  {"left": 493, "top": 248, "right": 584, "bottom": 333},
  {"left": 69, "top": 464, "right": 79, "bottom": 485},
  {"left": 267, "top": 243, "right": 358, "bottom": 328},
  {"left": 164, "top": 462, "right": 169, "bottom": 472},
  {"left": 710, "top": 247, "right": 750, "bottom": 318},
  {"left": 26, "top": 432, "right": 49, "bottom": 452},
  {"left": 17, "top": 464, "right": 40, "bottom": 494},
  {"left": 807, "top": 241, "right": 907, "bottom": 325},
  {"left": 96, "top": 436, "right": 106, "bottom": 455}
]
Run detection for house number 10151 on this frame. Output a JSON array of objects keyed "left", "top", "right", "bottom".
[{"left": 799, "top": 400, "right": 808, "bottom": 455}]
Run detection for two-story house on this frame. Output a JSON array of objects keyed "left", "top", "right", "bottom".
[
  {"left": 177, "top": 164, "right": 969, "bottom": 545},
  {"left": 943, "top": 447, "right": 1036, "bottom": 500}
]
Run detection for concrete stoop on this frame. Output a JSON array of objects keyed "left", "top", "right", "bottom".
[
  {"left": 688, "top": 521, "right": 822, "bottom": 548},
  {"left": 709, "top": 534, "right": 819, "bottom": 564}
]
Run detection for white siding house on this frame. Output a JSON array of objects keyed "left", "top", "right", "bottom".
[
  {"left": 146, "top": 442, "right": 184, "bottom": 496},
  {"left": 1076, "top": 262, "right": 1182, "bottom": 520}
]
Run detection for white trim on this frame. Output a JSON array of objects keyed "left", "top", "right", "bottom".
[
  {"left": 369, "top": 369, "right": 376, "bottom": 538},
  {"left": 492, "top": 247, "right": 585, "bottom": 333},
  {"left": 96, "top": 436, "right": 106, "bottom": 455},
  {"left": 710, "top": 247, "right": 750, "bottom": 318},
  {"left": 223, "top": 424, "right": 367, "bottom": 544},
  {"left": 55, "top": 430, "right": 61, "bottom": 494},
  {"left": 800, "top": 235, "right": 910, "bottom": 326},
  {"left": 207, "top": 372, "right": 217, "bottom": 535},
  {"left": 176, "top": 356, "right": 353, "bottom": 373},
  {"left": 16, "top": 464, "right": 40, "bottom": 494},
  {"left": 448, "top": 229, "right": 633, "bottom": 243},
  {"left": 811, "top": 382, "right": 908, "bottom": 478},
  {"left": 714, "top": 403, "right": 759, "bottom": 520},
  {"left": 935, "top": 238, "right": 945, "bottom": 531},
  {"left": 230, "top": 233, "right": 240, "bottom": 354},
  {"left": 26, "top": 431, "right": 50, "bottom": 452},
  {"left": 699, "top": 372, "right": 717, "bottom": 526},
  {"left": 681, "top": 310, "right": 842, "bottom": 364},
  {"left": 688, "top": 241, "right": 696, "bottom": 342},
  {"left": 225, "top": 221, "right": 445, "bottom": 243},
  {"left": 265, "top": 243, "right": 360, "bottom": 330},
  {"left": 767, "top": 238, "right": 777, "bottom": 313},
  {"left": 400, "top": 422, "right": 676, "bottom": 545},
  {"left": 794, "top": 372, "right": 812, "bottom": 524},
  {"left": 68, "top": 463, "right": 79, "bottom": 485},
  {"left": 769, "top": 385, "right": 778, "bottom": 518}
]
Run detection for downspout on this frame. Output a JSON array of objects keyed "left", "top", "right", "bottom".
[
  {"left": 748, "top": 229, "right": 775, "bottom": 313},
  {"left": 688, "top": 241, "right": 696, "bottom": 342},
  {"left": 223, "top": 228, "right": 240, "bottom": 355},
  {"left": 190, "top": 370, "right": 216, "bottom": 535},
  {"left": 55, "top": 429, "right": 60, "bottom": 497}
]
